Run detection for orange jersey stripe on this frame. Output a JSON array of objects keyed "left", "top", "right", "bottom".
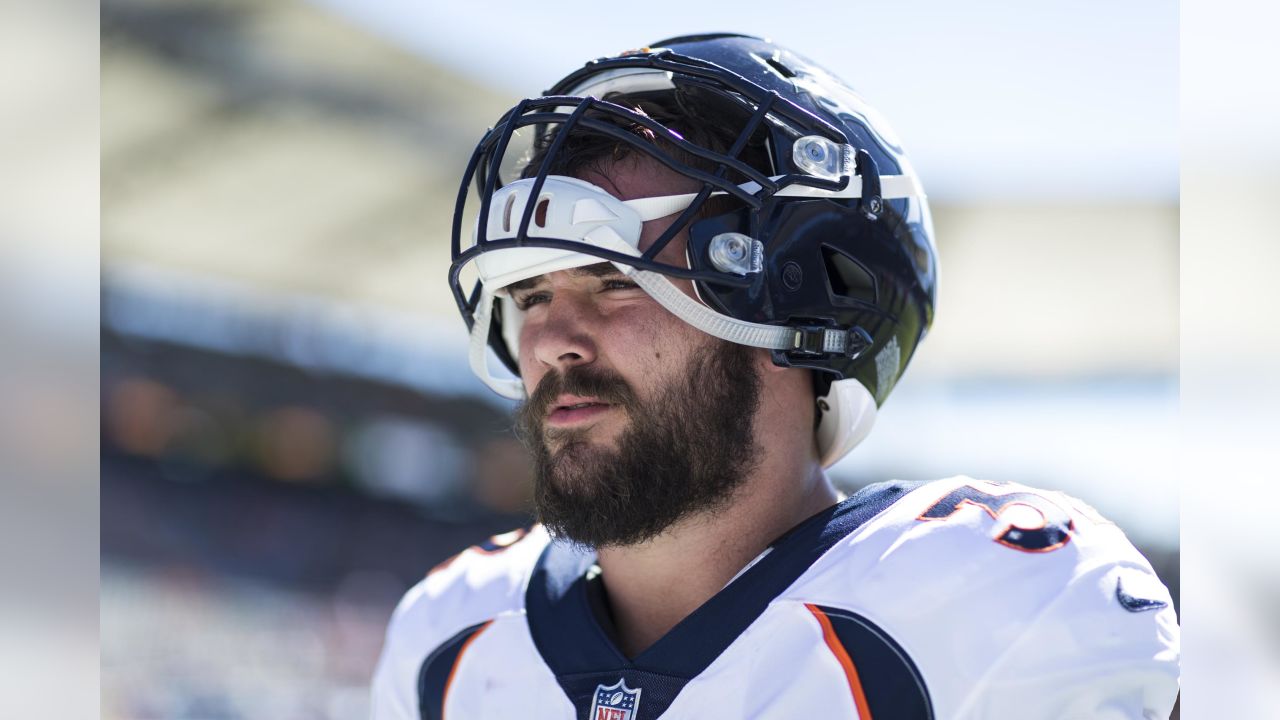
[
  {"left": 806, "top": 604, "right": 874, "bottom": 720},
  {"left": 442, "top": 620, "right": 494, "bottom": 719}
]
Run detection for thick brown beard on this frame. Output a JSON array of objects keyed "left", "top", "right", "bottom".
[{"left": 513, "top": 340, "right": 763, "bottom": 548}]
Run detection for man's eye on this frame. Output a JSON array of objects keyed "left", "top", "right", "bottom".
[
  {"left": 514, "top": 292, "right": 550, "bottom": 310},
  {"left": 601, "top": 279, "right": 639, "bottom": 292}
]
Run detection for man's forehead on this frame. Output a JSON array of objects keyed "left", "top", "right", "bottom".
[
  {"left": 505, "top": 262, "right": 624, "bottom": 291},
  {"left": 578, "top": 157, "right": 700, "bottom": 202}
]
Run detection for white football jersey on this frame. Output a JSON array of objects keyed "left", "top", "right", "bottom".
[{"left": 371, "top": 478, "right": 1180, "bottom": 719}]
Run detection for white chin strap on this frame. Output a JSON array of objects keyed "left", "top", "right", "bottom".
[{"left": 465, "top": 174, "right": 897, "bottom": 466}]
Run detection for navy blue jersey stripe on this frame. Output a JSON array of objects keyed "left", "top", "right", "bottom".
[
  {"left": 813, "top": 605, "right": 934, "bottom": 719},
  {"left": 526, "top": 480, "right": 927, "bottom": 719},
  {"left": 417, "top": 620, "right": 491, "bottom": 720}
]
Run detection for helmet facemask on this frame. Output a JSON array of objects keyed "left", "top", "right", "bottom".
[{"left": 449, "top": 39, "right": 935, "bottom": 466}]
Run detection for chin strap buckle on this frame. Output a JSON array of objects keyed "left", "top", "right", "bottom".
[
  {"left": 789, "top": 325, "right": 830, "bottom": 359},
  {"left": 843, "top": 326, "right": 873, "bottom": 360},
  {"left": 787, "top": 324, "right": 873, "bottom": 361}
]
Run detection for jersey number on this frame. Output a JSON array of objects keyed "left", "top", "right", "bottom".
[{"left": 917, "top": 484, "right": 1074, "bottom": 553}]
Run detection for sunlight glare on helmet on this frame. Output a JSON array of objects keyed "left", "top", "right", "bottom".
[{"left": 497, "top": 125, "right": 537, "bottom": 187}]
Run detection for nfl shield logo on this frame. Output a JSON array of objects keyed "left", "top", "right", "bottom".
[{"left": 589, "top": 679, "right": 642, "bottom": 720}]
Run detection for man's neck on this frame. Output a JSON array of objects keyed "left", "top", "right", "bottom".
[{"left": 594, "top": 463, "right": 837, "bottom": 658}]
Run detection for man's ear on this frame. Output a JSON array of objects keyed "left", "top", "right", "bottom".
[{"left": 756, "top": 347, "right": 790, "bottom": 374}]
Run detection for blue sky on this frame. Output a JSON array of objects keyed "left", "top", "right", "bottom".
[{"left": 306, "top": 0, "right": 1178, "bottom": 203}]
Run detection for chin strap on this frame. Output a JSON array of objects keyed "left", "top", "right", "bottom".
[
  {"left": 627, "top": 268, "right": 866, "bottom": 358},
  {"left": 468, "top": 287, "right": 525, "bottom": 400}
]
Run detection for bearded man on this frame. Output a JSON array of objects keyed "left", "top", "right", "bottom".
[{"left": 372, "top": 34, "right": 1180, "bottom": 720}]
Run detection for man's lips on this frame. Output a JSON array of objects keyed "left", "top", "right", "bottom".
[{"left": 546, "top": 395, "right": 613, "bottom": 426}]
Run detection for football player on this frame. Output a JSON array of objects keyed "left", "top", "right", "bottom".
[{"left": 372, "top": 34, "right": 1179, "bottom": 719}]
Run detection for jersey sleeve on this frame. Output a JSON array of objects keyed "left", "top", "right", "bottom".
[
  {"left": 369, "top": 527, "right": 546, "bottom": 720},
  {"left": 370, "top": 580, "right": 436, "bottom": 720},
  {"left": 954, "top": 539, "right": 1180, "bottom": 719},
  {"left": 793, "top": 478, "right": 1180, "bottom": 720}
]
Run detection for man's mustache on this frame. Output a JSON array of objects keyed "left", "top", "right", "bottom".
[
  {"left": 526, "top": 365, "right": 638, "bottom": 420},
  {"left": 513, "top": 365, "right": 639, "bottom": 450}
]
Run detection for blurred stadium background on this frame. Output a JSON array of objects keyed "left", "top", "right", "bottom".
[{"left": 100, "top": 0, "right": 1180, "bottom": 717}]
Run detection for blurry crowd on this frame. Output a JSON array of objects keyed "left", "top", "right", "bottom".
[{"left": 100, "top": 295, "right": 537, "bottom": 719}]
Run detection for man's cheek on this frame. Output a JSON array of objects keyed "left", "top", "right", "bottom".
[
  {"left": 517, "top": 348, "right": 543, "bottom": 388},
  {"left": 519, "top": 371, "right": 536, "bottom": 396}
]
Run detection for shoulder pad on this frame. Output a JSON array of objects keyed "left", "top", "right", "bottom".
[
  {"left": 407, "top": 525, "right": 547, "bottom": 632},
  {"left": 788, "top": 477, "right": 1179, "bottom": 719},
  {"left": 370, "top": 526, "right": 548, "bottom": 719}
]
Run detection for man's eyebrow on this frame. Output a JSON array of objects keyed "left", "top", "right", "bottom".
[
  {"left": 505, "top": 276, "right": 541, "bottom": 292},
  {"left": 569, "top": 263, "right": 625, "bottom": 278},
  {"left": 504, "top": 263, "right": 623, "bottom": 292}
]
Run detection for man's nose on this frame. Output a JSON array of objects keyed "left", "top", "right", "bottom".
[{"left": 530, "top": 292, "right": 599, "bottom": 373}]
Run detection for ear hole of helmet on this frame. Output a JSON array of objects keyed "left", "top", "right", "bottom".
[
  {"left": 502, "top": 193, "right": 517, "bottom": 232},
  {"left": 821, "top": 246, "right": 877, "bottom": 304},
  {"left": 534, "top": 197, "right": 550, "bottom": 228}
]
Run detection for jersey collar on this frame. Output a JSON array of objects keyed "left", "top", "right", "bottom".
[{"left": 524, "top": 480, "right": 924, "bottom": 717}]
